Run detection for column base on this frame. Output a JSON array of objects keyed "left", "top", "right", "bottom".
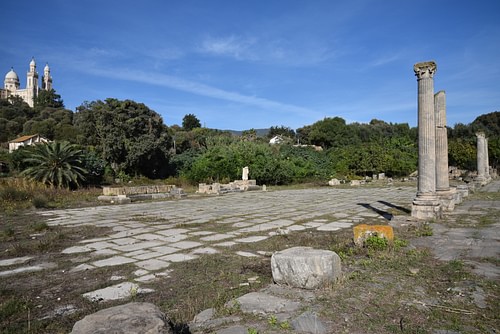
[
  {"left": 456, "top": 185, "right": 469, "bottom": 200},
  {"left": 474, "top": 175, "right": 487, "bottom": 187},
  {"left": 436, "top": 188, "right": 456, "bottom": 211},
  {"left": 411, "top": 197, "right": 442, "bottom": 220}
]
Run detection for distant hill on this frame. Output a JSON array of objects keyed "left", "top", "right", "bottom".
[{"left": 224, "top": 128, "right": 270, "bottom": 137}]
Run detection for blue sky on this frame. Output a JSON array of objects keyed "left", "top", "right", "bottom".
[{"left": 1, "top": 0, "right": 499, "bottom": 131}]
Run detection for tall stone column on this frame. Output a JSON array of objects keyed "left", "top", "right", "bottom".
[
  {"left": 435, "top": 91, "right": 448, "bottom": 192},
  {"left": 475, "top": 132, "right": 486, "bottom": 185},
  {"left": 434, "top": 91, "right": 456, "bottom": 210},
  {"left": 411, "top": 61, "right": 441, "bottom": 219},
  {"left": 485, "top": 137, "right": 491, "bottom": 180}
]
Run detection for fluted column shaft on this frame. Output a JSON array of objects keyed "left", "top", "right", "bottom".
[
  {"left": 476, "top": 132, "right": 486, "bottom": 180},
  {"left": 485, "top": 138, "right": 490, "bottom": 178},
  {"left": 435, "top": 91, "right": 449, "bottom": 192},
  {"left": 414, "top": 61, "right": 437, "bottom": 198}
]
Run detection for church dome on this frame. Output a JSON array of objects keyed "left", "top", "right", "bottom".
[
  {"left": 5, "top": 68, "right": 19, "bottom": 81},
  {"left": 30, "top": 58, "right": 36, "bottom": 66}
]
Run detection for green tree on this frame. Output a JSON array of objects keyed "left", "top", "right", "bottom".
[
  {"left": 448, "top": 138, "right": 476, "bottom": 170},
  {"left": 81, "top": 150, "right": 106, "bottom": 185},
  {"left": 182, "top": 114, "right": 201, "bottom": 131},
  {"left": 0, "top": 97, "right": 33, "bottom": 141},
  {"left": 268, "top": 125, "right": 296, "bottom": 139},
  {"left": 34, "top": 89, "right": 64, "bottom": 109},
  {"left": 74, "top": 99, "right": 172, "bottom": 178},
  {"left": 23, "top": 118, "right": 57, "bottom": 140},
  {"left": 241, "top": 128, "right": 257, "bottom": 141},
  {"left": 300, "top": 117, "right": 360, "bottom": 149},
  {"left": 20, "top": 141, "right": 87, "bottom": 188}
]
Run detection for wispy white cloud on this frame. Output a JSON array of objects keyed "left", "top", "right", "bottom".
[
  {"left": 84, "top": 65, "right": 320, "bottom": 119},
  {"left": 87, "top": 47, "right": 120, "bottom": 57},
  {"left": 198, "top": 34, "right": 335, "bottom": 66},
  {"left": 149, "top": 47, "right": 185, "bottom": 61},
  {"left": 200, "top": 35, "right": 257, "bottom": 60},
  {"left": 368, "top": 53, "right": 401, "bottom": 67}
]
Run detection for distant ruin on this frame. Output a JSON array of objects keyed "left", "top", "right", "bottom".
[{"left": 198, "top": 167, "right": 261, "bottom": 194}]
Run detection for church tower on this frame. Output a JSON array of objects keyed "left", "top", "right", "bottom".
[
  {"left": 1, "top": 57, "right": 54, "bottom": 107},
  {"left": 42, "top": 63, "right": 52, "bottom": 91},
  {"left": 26, "top": 57, "right": 39, "bottom": 105},
  {"left": 4, "top": 68, "right": 20, "bottom": 91}
]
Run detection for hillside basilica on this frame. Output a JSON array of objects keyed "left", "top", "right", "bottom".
[{"left": 0, "top": 57, "right": 53, "bottom": 108}]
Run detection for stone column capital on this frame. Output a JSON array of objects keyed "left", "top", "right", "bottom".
[
  {"left": 414, "top": 61, "right": 437, "bottom": 79},
  {"left": 476, "top": 132, "right": 485, "bottom": 139}
]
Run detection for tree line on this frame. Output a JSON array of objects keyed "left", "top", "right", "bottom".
[{"left": 0, "top": 91, "right": 498, "bottom": 188}]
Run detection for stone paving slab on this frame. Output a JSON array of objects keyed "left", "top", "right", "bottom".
[
  {"left": 82, "top": 282, "right": 154, "bottom": 302},
  {"left": 159, "top": 253, "right": 198, "bottom": 262},
  {"left": 235, "top": 236, "right": 269, "bottom": 243},
  {"left": 92, "top": 256, "right": 136, "bottom": 267},
  {"left": 93, "top": 249, "right": 119, "bottom": 256},
  {"left": 169, "top": 241, "right": 203, "bottom": 249},
  {"left": 200, "top": 233, "right": 234, "bottom": 241},
  {"left": 135, "top": 259, "right": 170, "bottom": 271},
  {"left": 0, "top": 262, "right": 57, "bottom": 277},
  {"left": 191, "top": 247, "right": 219, "bottom": 255}
]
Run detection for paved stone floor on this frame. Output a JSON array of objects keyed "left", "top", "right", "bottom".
[{"left": 32, "top": 186, "right": 415, "bottom": 283}]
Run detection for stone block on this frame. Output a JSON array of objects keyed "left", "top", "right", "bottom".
[
  {"left": 227, "top": 292, "right": 301, "bottom": 315},
  {"left": 353, "top": 224, "right": 394, "bottom": 246},
  {"left": 411, "top": 199, "right": 442, "bottom": 220},
  {"left": 271, "top": 247, "right": 341, "bottom": 289},
  {"left": 71, "top": 302, "right": 172, "bottom": 334},
  {"left": 291, "top": 311, "right": 327, "bottom": 334},
  {"left": 328, "top": 178, "right": 340, "bottom": 186}
]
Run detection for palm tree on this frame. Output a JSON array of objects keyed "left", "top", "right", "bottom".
[{"left": 20, "top": 141, "right": 87, "bottom": 188}]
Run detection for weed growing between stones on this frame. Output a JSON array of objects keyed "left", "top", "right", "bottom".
[
  {"left": 364, "top": 234, "right": 389, "bottom": 250},
  {"left": 267, "top": 315, "right": 291, "bottom": 330},
  {"left": 247, "top": 327, "right": 259, "bottom": 334},
  {"left": 31, "top": 221, "right": 49, "bottom": 232},
  {"left": 393, "top": 238, "right": 409, "bottom": 248},
  {"left": 414, "top": 222, "right": 434, "bottom": 236},
  {"left": 476, "top": 210, "right": 498, "bottom": 227},
  {"left": 1, "top": 225, "right": 15, "bottom": 240}
]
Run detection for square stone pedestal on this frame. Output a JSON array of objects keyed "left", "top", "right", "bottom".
[
  {"left": 437, "top": 188, "right": 456, "bottom": 211},
  {"left": 411, "top": 198, "right": 442, "bottom": 220}
]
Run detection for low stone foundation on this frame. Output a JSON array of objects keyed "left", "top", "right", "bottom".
[
  {"left": 198, "top": 180, "right": 260, "bottom": 194},
  {"left": 98, "top": 185, "right": 185, "bottom": 203},
  {"left": 102, "top": 185, "right": 176, "bottom": 196}
]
